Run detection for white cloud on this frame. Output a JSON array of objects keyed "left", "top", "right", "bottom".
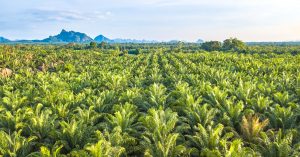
[
  {"left": 1, "top": 0, "right": 300, "bottom": 41},
  {"left": 23, "top": 9, "right": 112, "bottom": 22}
]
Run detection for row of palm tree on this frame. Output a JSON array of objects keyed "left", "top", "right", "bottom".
[{"left": 0, "top": 45, "right": 299, "bottom": 156}]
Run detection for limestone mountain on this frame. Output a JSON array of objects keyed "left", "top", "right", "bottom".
[
  {"left": 0, "top": 37, "right": 10, "bottom": 42},
  {"left": 94, "top": 34, "right": 112, "bottom": 42},
  {"left": 42, "top": 29, "right": 93, "bottom": 43}
]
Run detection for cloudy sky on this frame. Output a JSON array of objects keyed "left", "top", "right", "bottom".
[{"left": 1, "top": 0, "right": 300, "bottom": 41}]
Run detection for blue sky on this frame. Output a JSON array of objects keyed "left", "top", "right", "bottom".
[{"left": 1, "top": 0, "right": 300, "bottom": 41}]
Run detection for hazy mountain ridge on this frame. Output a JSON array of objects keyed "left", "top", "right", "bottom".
[
  {"left": 0, "top": 37, "right": 10, "bottom": 42},
  {"left": 1, "top": 29, "right": 299, "bottom": 45},
  {"left": 94, "top": 35, "right": 159, "bottom": 43}
]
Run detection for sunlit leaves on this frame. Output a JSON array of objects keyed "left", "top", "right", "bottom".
[{"left": 0, "top": 45, "right": 299, "bottom": 156}]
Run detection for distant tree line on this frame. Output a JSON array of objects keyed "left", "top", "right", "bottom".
[
  {"left": 201, "top": 38, "right": 247, "bottom": 52},
  {"left": 13, "top": 38, "right": 298, "bottom": 55}
]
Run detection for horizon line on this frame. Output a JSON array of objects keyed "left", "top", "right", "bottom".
[{"left": 1, "top": 29, "right": 300, "bottom": 43}]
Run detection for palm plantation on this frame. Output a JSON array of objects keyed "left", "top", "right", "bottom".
[{"left": 0, "top": 44, "right": 299, "bottom": 156}]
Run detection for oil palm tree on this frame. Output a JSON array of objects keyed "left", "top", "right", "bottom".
[
  {"left": 144, "top": 83, "right": 168, "bottom": 109},
  {"left": 26, "top": 103, "right": 56, "bottom": 140},
  {"left": 106, "top": 103, "right": 140, "bottom": 135},
  {"left": 85, "top": 131, "right": 125, "bottom": 157},
  {"left": 141, "top": 108, "right": 187, "bottom": 157},
  {"left": 105, "top": 103, "right": 142, "bottom": 155},
  {"left": 0, "top": 130, "right": 37, "bottom": 157},
  {"left": 223, "top": 139, "right": 257, "bottom": 157},
  {"left": 56, "top": 120, "right": 94, "bottom": 151},
  {"left": 186, "top": 123, "right": 234, "bottom": 156},
  {"left": 240, "top": 114, "right": 269, "bottom": 143},
  {"left": 0, "top": 108, "right": 29, "bottom": 132},
  {"left": 257, "top": 129, "right": 300, "bottom": 157},
  {"left": 266, "top": 105, "right": 299, "bottom": 131},
  {"left": 184, "top": 104, "right": 218, "bottom": 131},
  {"left": 27, "top": 145, "right": 64, "bottom": 157}
]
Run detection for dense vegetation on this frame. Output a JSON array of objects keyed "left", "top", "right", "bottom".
[{"left": 0, "top": 44, "right": 299, "bottom": 156}]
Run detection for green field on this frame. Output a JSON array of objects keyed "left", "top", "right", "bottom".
[{"left": 0, "top": 45, "right": 300, "bottom": 156}]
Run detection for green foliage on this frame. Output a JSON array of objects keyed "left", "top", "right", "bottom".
[
  {"left": 257, "top": 129, "right": 300, "bottom": 157},
  {"left": 89, "top": 42, "right": 97, "bottom": 49},
  {"left": 0, "top": 130, "right": 37, "bottom": 157},
  {"left": 85, "top": 131, "right": 125, "bottom": 157},
  {"left": 128, "top": 49, "right": 140, "bottom": 55},
  {"left": 142, "top": 108, "right": 188, "bottom": 157},
  {"left": 0, "top": 45, "right": 299, "bottom": 156},
  {"left": 201, "top": 41, "right": 222, "bottom": 51},
  {"left": 222, "top": 38, "right": 246, "bottom": 52},
  {"left": 28, "top": 145, "right": 64, "bottom": 157},
  {"left": 240, "top": 114, "right": 269, "bottom": 143}
]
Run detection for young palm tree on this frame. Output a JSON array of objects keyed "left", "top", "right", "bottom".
[
  {"left": 223, "top": 139, "right": 257, "bottom": 157},
  {"left": 184, "top": 104, "right": 218, "bottom": 131},
  {"left": 240, "top": 114, "right": 269, "bottom": 143},
  {"left": 141, "top": 108, "right": 187, "bottom": 157},
  {"left": 119, "top": 88, "right": 143, "bottom": 105},
  {"left": 85, "top": 131, "right": 125, "bottom": 157},
  {"left": 2, "top": 90, "right": 28, "bottom": 111},
  {"left": 186, "top": 123, "right": 234, "bottom": 156},
  {"left": 56, "top": 120, "right": 94, "bottom": 151},
  {"left": 217, "top": 100, "right": 245, "bottom": 130},
  {"left": 249, "top": 96, "right": 272, "bottom": 113},
  {"left": 75, "top": 106, "right": 99, "bottom": 126},
  {"left": 105, "top": 74, "right": 127, "bottom": 91},
  {"left": 26, "top": 103, "right": 56, "bottom": 140},
  {"left": 273, "top": 92, "right": 294, "bottom": 107},
  {"left": 235, "top": 80, "right": 255, "bottom": 105},
  {"left": 257, "top": 129, "right": 300, "bottom": 157},
  {"left": 0, "top": 130, "right": 37, "bottom": 157},
  {"left": 0, "top": 109, "right": 29, "bottom": 133},
  {"left": 106, "top": 103, "right": 140, "bottom": 135},
  {"left": 105, "top": 103, "right": 142, "bottom": 155},
  {"left": 27, "top": 145, "right": 64, "bottom": 157},
  {"left": 144, "top": 83, "right": 168, "bottom": 109},
  {"left": 204, "top": 86, "right": 228, "bottom": 107},
  {"left": 53, "top": 103, "right": 71, "bottom": 120},
  {"left": 167, "top": 81, "right": 200, "bottom": 116},
  {"left": 266, "top": 105, "right": 299, "bottom": 131}
]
